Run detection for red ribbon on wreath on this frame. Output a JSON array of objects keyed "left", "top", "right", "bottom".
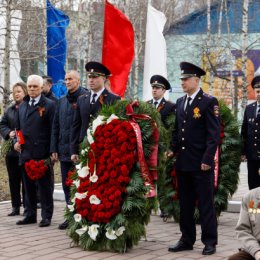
[{"left": 126, "top": 100, "right": 159, "bottom": 197}]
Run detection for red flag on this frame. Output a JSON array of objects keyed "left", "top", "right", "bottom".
[
  {"left": 102, "top": 0, "right": 134, "bottom": 97},
  {"left": 16, "top": 130, "right": 24, "bottom": 145}
]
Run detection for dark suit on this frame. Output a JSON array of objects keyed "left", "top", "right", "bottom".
[
  {"left": 172, "top": 88, "right": 220, "bottom": 247},
  {"left": 147, "top": 98, "right": 176, "bottom": 127},
  {"left": 241, "top": 102, "right": 260, "bottom": 189},
  {"left": 70, "top": 88, "right": 120, "bottom": 155},
  {"left": 16, "top": 94, "right": 55, "bottom": 221}
]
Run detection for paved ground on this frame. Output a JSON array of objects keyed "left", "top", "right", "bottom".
[{"left": 0, "top": 163, "right": 249, "bottom": 260}]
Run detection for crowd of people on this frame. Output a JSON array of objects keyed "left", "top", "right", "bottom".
[{"left": 0, "top": 60, "right": 259, "bottom": 258}]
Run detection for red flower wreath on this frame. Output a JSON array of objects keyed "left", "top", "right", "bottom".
[
  {"left": 74, "top": 119, "right": 137, "bottom": 223},
  {"left": 24, "top": 159, "right": 49, "bottom": 180}
]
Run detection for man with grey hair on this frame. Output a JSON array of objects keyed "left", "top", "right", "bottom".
[{"left": 14, "top": 74, "right": 56, "bottom": 227}]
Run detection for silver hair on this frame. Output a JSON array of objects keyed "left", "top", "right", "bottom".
[{"left": 27, "top": 75, "right": 43, "bottom": 86}]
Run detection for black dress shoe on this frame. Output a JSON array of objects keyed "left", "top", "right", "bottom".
[
  {"left": 58, "top": 220, "right": 69, "bottom": 230},
  {"left": 168, "top": 240, "right": 193, "bottom": 252},
  {"left": 39, "top": 219, "right": 51, "bottom": 227},
  {"left": 202, "top": 245, "right": 216, "bottom": 255},
  {"left": 8, "top": 207, "right": 20, "bottom": 216},
  {"left": 16, "top": 217, "right": 37, "bottom": 225}
]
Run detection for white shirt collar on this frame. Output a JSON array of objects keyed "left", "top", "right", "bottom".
[
  {"left": 91, "top": 87, "right": 105, "bottom": 99},
  {"left": 186, "top": 88, "right": 200, "bottom": 103},
  {"left": 153, "top": 98, "right": 162, "bottom": 105},
  {"left": 30, "top": 94, "right": 41, "bottom": 105}
]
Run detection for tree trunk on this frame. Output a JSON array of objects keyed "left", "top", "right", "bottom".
[
  {"left": 3, "top": 0, "right": 12, "bottom": 109},
  {"left": 241, "top": 0, "right": 249, "bottom": 115}
]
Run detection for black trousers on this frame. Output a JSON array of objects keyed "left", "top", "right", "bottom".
[
  {"left": 177, "top": 169, "right": 217, "bottom": 247},
  {"left": 60, "top": 161, "right": 74, "bottom": 204},
  {"left": 22, "top": 164, "right": 54, "bottom": 220},
  {"left": 5, "top": 155, "right": 24, "bottom": 208},
  {"left": 247, "top": 160, "right": 260, "bottom": 190}
]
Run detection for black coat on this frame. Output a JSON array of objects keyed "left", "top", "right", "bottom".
[
  {"left": 45, "top": 91, "right": 58, "bottom": 103},
  {"left": 70, "top": 89, "right": 120, "bottom": 155},
  {"left": 147, "top": 98, "right": 176, "bottom": 126},
  {"left": 16, "top": 94, "right": 56, "bottom": 164},
  {"left": 50, "top": 87, "right": 88, "bottom": 161},
  {"left": 241, "top": 101, "right": 260, "bottom": 161},
  {"left": 172, "top": 89, "right": 221, "bottom": 171},
  {"left": 0, "top": 103, "right": 20, "bottom": 157}
]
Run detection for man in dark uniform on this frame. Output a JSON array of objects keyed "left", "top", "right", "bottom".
[
  {"left": 147, "top": 75, "right": 176, "bottom": 218},
  {"left": 167, "top": 62, "right": 220, "bottom": 255},
  {"left": 51, "top": 70, "right": 88, "bottom": 230},
  {"left": 42, "top": 76, "right": 58, "bottom": 102},
  {"left": 241, "top": 75, "right": 260, "bottom": 190},
  {"left": 14, "top": 75, "right": 55, "bottom": 227},
  {"left": 70, "top": 61, "right": 120, "bottom": 162},
  {"left": 147, "top": 75, "right": 176, "bottom": 127}
]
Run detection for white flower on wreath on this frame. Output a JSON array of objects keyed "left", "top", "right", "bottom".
[
  {"left": 67, "top": 204, "right": 75, "bottom": 212},
  {"left": 75, "top": 162, "right": 82, "bottom": 170},
  {"left": 74, "top": 213, "right": 82, "bottom": 222},
  {"left": 73, "top": 179, "right": 80, "bottom": 188},
  {"left": 106, "top": 114, "right": 118, "bottom": 124},
  {"left": 90, "top": 173, "right": 98, "bottom": 183},
  {"left": 89, "top": 194, "right": 101, "bottom": 205},
  {"left": 88, "top": 224, "right": 99, "bottom": 241},
  {"left": 75, "top": 192, "right": 87, "bottom": 200},
  {"left": 81, "top": 148, "right": 88, "bottom": 156},
  {"left": 75, "top": 225, "right": 88, "bottom": 236},
  {"left": 87, "top": 128, "right": 94, "bottom": 144},
  {"left": 92, "top": 115, "right": 105, "bottom": 133},
  {"left": 115, "top": 226, "right": 126, "bottom": 237},
  {"left": 105, "top": 228, "right": 117, "bottom": 240},
  {"left": 78, "top": 166, "right": 90, "bottom": 178}
]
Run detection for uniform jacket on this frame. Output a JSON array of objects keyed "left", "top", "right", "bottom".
[
  {"left": 172, "top": 89, "right": 220, "bottom": 171},
  {"left": 0, "top": 103, "right": 20, "bottom": 157},
  {"left": 50, "top": 87, "right": 88, "bottom": 162},
  {"left": 16, "top": 94, "right": 56, "bottom": 164},
  {"left": 147, "top": 98, "right": 176, "bottom": 127},
  {"left": 70, "top": 88, "right": 120, "bottom": 155},
  {"left": 241, "top": 102, "right": 260, "bottom": 161},
  {"left": 236, "top": 187, "right": 260, "bottom": 257}
]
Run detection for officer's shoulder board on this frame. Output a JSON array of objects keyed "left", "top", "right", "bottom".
[{"left": 203, "top": 92, "right": 213, "bottom": 99}]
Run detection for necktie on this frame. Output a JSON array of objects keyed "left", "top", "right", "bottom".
[
  {"left": 30, "top": 99, "right": 35, "bottom": 107},
  {"left": 185, "top": 97, "right": 192, "bottom": 113},
  {"left": 91, "top": 94, "right": 97, "bottom": 105},
  {"left": 257, "top": 105, "right": 260, "bottom": 119},
  {"left": 153, "top": 101, "right": 158, "bottom": 108}
]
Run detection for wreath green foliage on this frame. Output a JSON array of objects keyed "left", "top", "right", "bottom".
[
  {"left": 0, "top": 139, "right": 13, "bottom": 157},
  {"left": 65, "top": 100, "right": 165, "bottom": 252},
  {"left": 158, "top": 101, "right": 241, "bottom": 222}
]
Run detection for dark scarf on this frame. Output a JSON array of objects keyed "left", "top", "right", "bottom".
[{"left": 66, "top": 87, "right": 83, "bottom": 104}]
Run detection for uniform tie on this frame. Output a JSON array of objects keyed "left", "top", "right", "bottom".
[
  {"left": 91, "top": 93, "right": 97, "bottom": 105},
  {"left": 153, "top": 101, "right": 158, "bottom": 108},
  {"left": 185, "top": 97, "right": 192, "bottom": 113},
  {"left": 30, "top": 99, "right": 35, "bottom": 107},
  {"left": 257, "top": 105, "right": 260, "bottom": 119}
]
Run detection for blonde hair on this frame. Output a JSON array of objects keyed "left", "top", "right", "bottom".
[{"left": 12, "top": 82, "right": 28, "bottom": 99}]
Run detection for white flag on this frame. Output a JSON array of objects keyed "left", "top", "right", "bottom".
[{"left": 143, "top": 4, "right": 168, "bottom": 101}]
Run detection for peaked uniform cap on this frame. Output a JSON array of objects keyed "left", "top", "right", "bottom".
[
  {"left": 180, "top": 62, "right": 206, "bottom": 79},
  {"left": 150, "top": 75, "right": 171, "bottom": 90},
  {"left": 251, "top": 75, "right": 260, "bottom": 89},
  {"left": 85, "top": 61, "right": 111, "bottom": 77}
]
